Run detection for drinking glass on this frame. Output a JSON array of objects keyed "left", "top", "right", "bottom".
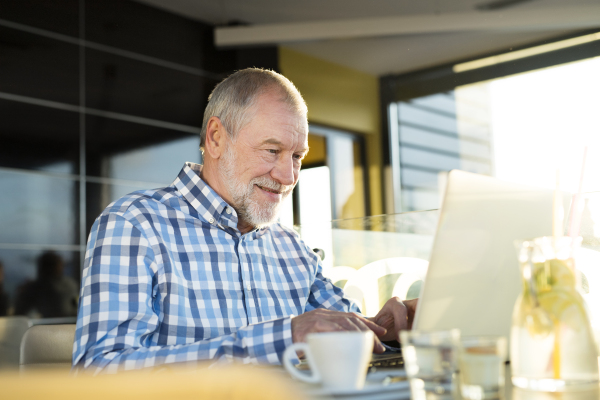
[
  {"left": 400, "top": 329, "right": 460, "bottom": 400},
  {"left": 459, "top": 336, "right": 507, "bottom": 399}
]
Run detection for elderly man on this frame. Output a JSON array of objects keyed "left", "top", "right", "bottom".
[{"left": 73, "top": 68, "right": 416, "bottom": 373}]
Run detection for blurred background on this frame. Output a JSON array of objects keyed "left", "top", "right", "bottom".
[{"left": 1, "top": 0, "right": 599, "bottom": 322}]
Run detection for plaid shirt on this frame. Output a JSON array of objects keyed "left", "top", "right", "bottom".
[{"left": 73, "top": 162, "right": 358, "bottom": 373}]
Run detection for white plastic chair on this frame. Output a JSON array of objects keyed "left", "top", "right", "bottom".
[
  {"left": 342, "top": 257, "right": 428, "bottom": 316},
  {"left": 321, "top": 266, "right": 357, "bottom": 285}
]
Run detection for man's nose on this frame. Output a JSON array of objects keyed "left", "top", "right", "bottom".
[{"left": 271, "top": 155, "right": 296, "bottom": 187}]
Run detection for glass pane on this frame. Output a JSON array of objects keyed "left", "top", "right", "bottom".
[
  {"left": 0, "top": 26, "right": 79, "bottom": 105},
  {"left": 86, "top": 115, "right": 201, "bottom": 184},
  {"left": 85, "top": 0, "right": 212, "bottom": 70},
  {"left": 401, "top": 188, "right": 440, "bottom": 212},
  {"left": 0, "top": 99, "right": 79, "bottom": 174},
  {"left": 85, "top": 48, "right": 218, "bottom": 126},
  {"left": 0, "top": 249, "right": 80, "bottom": 318},
  {"left": 2, "top": 0, "right": 79, "bottom": 37},
  {"left": 303, "top": 134, "right": 327, "bottom": 167},
  {"left": 399, "top": 125, "right": 491, "bottom": 159},
  {"left": 298, "top": 211, "right": 439, "bottom": 314},
  {"left": 391, "top": 55, "right": 600, "bottom": 212},
  {"left": 394, "top": 88, "right": 494, "bottom": 211},
  {"left": 487, "top": 56, "right": 600, "bottom": 193},
  {"left": 0, "top": 170, "right": 79, "bottom": 245},
  {"left": 399, "top": 102, "right": 458, "bottom": 136},
  {"left": 401, "top": 168, "right": 440, "bottom": 191},
  {"left": 333, "top": 140, "right": 366, "bottom": 220},
  {"left": 298, "top": 166, "right": 332, "bottom": 227}
]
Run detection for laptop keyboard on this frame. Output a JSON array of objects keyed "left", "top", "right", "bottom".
[
  {"left": 295, "top": 351, "right": 404, "bottom": 371},
  {"left": 369, "top": 352, "right": 404, "bottom": 369}
]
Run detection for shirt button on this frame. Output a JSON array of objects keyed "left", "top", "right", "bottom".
[
  {"left": 226, "top": 208, "right": 232, "bottom": 214},
  {"left": 246, "top": 284, "right": 251, "bottom": 291},
  {"left": 208, "top": 218, "right": 215, "bottom": 224}
]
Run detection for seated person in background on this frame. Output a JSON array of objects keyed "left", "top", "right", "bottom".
[
  {"left": 73, "top": 68, "right": 417, "bottom": 373},
  {"left": 0, "top": 261, "right": 9, "bottom": 316},
  {"left": 15, "top": 251, "right": 78, "bottom": 318}
]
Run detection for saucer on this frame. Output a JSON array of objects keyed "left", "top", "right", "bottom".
[{"left": 303, "top": 369, "right": 410, "bottom": 399}]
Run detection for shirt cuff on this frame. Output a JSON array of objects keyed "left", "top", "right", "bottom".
[{"left": 276, "top": 316, "right": 295, "bottom": 364}]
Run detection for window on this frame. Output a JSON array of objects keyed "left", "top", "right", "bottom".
[
  {"left": 384, "top": 31, "right": 600, "bottom": 212},
  {"left": 280, "top": 125, "right": 369, "bottom": 228}
]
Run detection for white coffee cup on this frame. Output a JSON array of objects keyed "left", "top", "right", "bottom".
[{"left": 282, "top": 331, "right": 373, "bottom": 390}]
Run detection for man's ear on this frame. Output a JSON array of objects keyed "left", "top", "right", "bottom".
[{"left": 204, "top": 117, "right": 227, "bottom": 159}]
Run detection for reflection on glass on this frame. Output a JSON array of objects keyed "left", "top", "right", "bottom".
[
  {"left": 393, "top": 87, "right": 493, "bottom": 211},
  {"left": 0, "top": 260, "right": 9, "bottom": 317},
  {"left": 86, "top": 115, "right": 201, "bottom": 183},
  {"left": 0, "top": 170, "right": 78, "bottom": 245},
  {"left": 0, "top": 249, "right": 80, "bottom": 317},
  {"left": 109, "top": 136, "right": 202, "bottom": 185},
  {"left": 298, "top": 211, "right": 439, "bottom": 313},
  {"left": 14, "top": 251, "right": 78, "bottom": 318}
]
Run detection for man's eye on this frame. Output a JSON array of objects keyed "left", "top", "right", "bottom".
[{"left": 268, "top": 149, "right": 278, "bottom": 154}]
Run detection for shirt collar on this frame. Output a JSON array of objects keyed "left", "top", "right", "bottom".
[{"left": 172, "top": 162, "right": 241, "bottom": 231}]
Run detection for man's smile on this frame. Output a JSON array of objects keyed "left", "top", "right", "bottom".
[{"left": 256, "top": 184, "right": 282, "bottom": 195}]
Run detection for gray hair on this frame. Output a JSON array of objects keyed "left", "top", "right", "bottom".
[{"left": 200, "top": 68, "right": 307, "bottom": 148}]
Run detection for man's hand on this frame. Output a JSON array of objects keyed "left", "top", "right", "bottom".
[
  {"left": 369, "top": 297, "right": 418, "bottom": 342},
  {"left": 291, "top": 309, "right": 387, "bottom": 353}
]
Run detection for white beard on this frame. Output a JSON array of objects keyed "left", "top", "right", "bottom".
[{"left": 219, "top": 145, "right": 294, "bottom": 229}]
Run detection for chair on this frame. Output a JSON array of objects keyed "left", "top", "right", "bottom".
[
  {"left": 343, "top": 257, "right": 428, "bottom": 316},
  {"left": 0, "top": 316, "right": 31, "bottom": 369},
  {"left": 20, "top": 324, "right": 76, "bottom": 372}
]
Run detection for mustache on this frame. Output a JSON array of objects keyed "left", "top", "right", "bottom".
[{"left": 251, "top": 176, "right": 295, "bottom": 194}]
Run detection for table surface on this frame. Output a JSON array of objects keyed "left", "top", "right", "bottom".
[{"left": 285, "top": 364, "right": 600, "bottom": 400}]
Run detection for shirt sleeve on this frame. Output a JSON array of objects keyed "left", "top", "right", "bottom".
[
  {"left": 72, "top": 212, "right": 293, "bottom": 374},
  {"left": 303, "top": 249, "right": 362, "bottom": 315}
]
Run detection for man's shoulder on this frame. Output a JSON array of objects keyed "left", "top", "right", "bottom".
[{"left": 100, "top": 185, "right": 180, "bottom": 219}]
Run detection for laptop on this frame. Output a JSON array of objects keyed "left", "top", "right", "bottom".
[{"left": 413, "top": 169, "right": 566, "bottom": 358}]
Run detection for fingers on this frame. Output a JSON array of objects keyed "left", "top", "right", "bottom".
[
  {"left": 350, "top": 316, "right": 385, "bottom": 353},
  {"left": 291, "top": 309, "right": 387, "bottom": 353},
  {"left": 358, "top": 315, "right": 387, "bottom": 336},
  {"left": 391, "top": 299, "right": 409, "bottom": 335},
  {"left": 403, "top": 299, "right": 418, "bottom": 330},
  {"left": 372, "top": 297, "right": 418, "bottom": 342}
]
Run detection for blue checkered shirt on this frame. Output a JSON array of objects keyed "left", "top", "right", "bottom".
[{"left": 73, "top": 162, "right": 359, "bottom": 373}]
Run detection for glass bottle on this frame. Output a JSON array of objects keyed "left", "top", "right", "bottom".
[{"left": 511, "top": 236, "right": 599, "bottom": 391}]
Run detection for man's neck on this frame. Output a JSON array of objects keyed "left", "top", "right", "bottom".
[{"left": 198, "top": 163, "right": 255, "bottom": 234}]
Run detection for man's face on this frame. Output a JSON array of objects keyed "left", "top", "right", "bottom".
[{"left": 219, "top": 91, "right": 308, "bottom": 229}]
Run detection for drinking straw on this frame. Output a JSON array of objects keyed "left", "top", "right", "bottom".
[
  {"left": 568, "top": 146, "right": 588, "bottom": 238},
  {"left": 553, "top": 169, "right": 563, "bottom": 239}
]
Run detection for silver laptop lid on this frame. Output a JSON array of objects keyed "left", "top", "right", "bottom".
[{"left": 413, "top": 170, "right": 565, "bottom": 350}]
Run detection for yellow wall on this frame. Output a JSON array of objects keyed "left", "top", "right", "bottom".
[{"left": 279, "top": 47, "right": 383, "bottom": 216}]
